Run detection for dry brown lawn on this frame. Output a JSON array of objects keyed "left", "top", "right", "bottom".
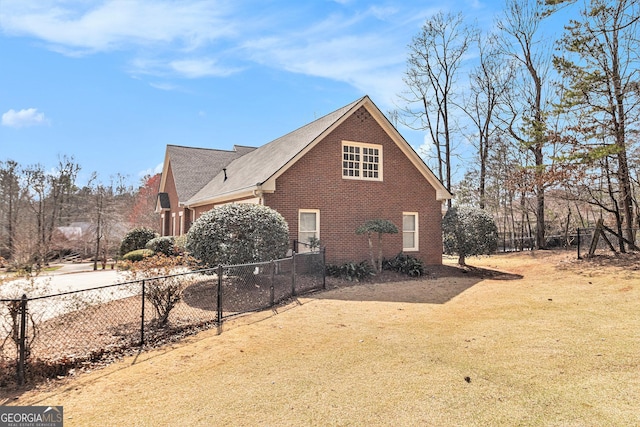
[{"left": 5, "top": 250, "right": 640, "bottom": 426}]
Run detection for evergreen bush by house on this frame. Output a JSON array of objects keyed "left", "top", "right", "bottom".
[
  {"left": 443, "top": 205, "right": 498, "bottom": 265},
  {"left": 120, "top": 227, "right": 158, "bottom": 256},
  {"left": 145, "top": 236, "right": 176, "bottom": 256},
  {"left": 383, "top": 253, "right": 425, "bottom": 277},
  {"left": 186, "top": 203, "right": 289, "bottom": 268}
]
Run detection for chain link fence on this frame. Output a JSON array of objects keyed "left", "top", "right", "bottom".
[
  {"left": 0, "top": 250, "right": 325, "bottom": 388},
  {"left": 497, "top": 233, "right": 579, "bottom": 252}
]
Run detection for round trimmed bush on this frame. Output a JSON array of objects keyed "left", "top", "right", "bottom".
[
  {"left": 443, "top": 205, "right": 498, "bottom": 265},
  {"left": 145, "top": 236, "right": 176, "bottom": 256},
  {"left": 186, "top": 203, "right": 289, "bottom": 267},
  {"left": 120, "top": 227, "right": 158, "bottom": 256},
  {"left": 122, "top": 249, "right": 155, "bottom": 262}
]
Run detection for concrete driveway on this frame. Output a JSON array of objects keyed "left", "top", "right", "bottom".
[
  {"left": 2, "top": 263, "right": 125, "bottom": 296},
  {"left": 1, "top": 263, "right": 136, "bottom": 321}
]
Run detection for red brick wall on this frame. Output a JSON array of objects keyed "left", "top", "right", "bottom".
[
  {"left": 160, "top": 163, "right": 194, "bottom": 236},
  {"left": 161, "top": 163, "right": 179, "bottom": 236},
  {"left": 264, "top": 107, "right": 444, "bottom": 265}
]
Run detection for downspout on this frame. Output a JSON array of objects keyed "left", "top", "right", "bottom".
[
  {"left": 187, "top": 207, "right": 196, "bottom": 233},
  {"left": 253, "top": 184, "right": 264, "bottom": 205}
]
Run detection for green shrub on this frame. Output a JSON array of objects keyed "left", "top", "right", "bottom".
[
  {"left": 186, "top": 203, "right": 289, "bottom": 268},
  {"left": 174, "top": 235, "right": 188, "bottom": 255},
  {"left": 122, "top": 249, "right": 154, "bottom": 262},
  {"left": 326, "top": 261, "right": 375, "bottom": 282},
  {"left": 120, "top": 227, "right": 158, "bottom": 256},
  {"left": 443, "top": 206, "right": 498, "bottom": 265},
  {"left": 145, "top": 236, "right": 176, "bottom": 256},
  {"left": 383, "top": 253, "right": 425, "bottom": 277}
]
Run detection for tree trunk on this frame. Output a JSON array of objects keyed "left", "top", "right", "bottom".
[
  {"left": 458, "top": 254, "right": 466, "bottom": 266},
  {"left": 367, "top": 233, "right": 375, "bottom": 270}
]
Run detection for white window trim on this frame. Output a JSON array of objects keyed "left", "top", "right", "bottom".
[
  {"left": 171, "top": 212, "right": 176, "bottom": 237},
  {"left": 403, "top": 212, "right": 419, "bottom": 252},
  {"left": 298, "top": 209, "right": 320, "bottom": 252},
  {"left": 179, "top": 211, "right": 184, "bottom": 236},
  {"left": 342, "top": 140, "right": 383, "bottom": 181}
]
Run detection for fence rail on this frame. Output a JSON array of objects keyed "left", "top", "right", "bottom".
[
  {"left": 0, "top": 250, "right": 325, "bottom": 387},
  {"left": 496, "top": 233, "right": 579, "bottom": 252}
]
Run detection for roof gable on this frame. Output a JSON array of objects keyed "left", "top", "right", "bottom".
[
  {"left": 160, "top": 144, "right": 256, "bottom": 204},
  {"left": 186, "top": 97, "right": 363, "bottom": 205},
  {"left": 182, "top": 96, "right": 452, "bottom": 207}
]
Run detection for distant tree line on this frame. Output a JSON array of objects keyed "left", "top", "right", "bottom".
[
  {"left": 397, "top": 0, "right": 640, "bottom": 251},
  {"left": 0, "top": 156, "right": 160, "bottom": 269}
]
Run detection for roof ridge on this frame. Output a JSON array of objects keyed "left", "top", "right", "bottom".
[
  {"left": 168, "top": 144, "right": 246, "bottom": 154},
  {"left": 260, "top": 96, "right": 366, "bottom": 146}
]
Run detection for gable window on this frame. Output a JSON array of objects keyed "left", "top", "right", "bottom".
[
  {"left": 403, "top": 212, "right": 418, "bottom": 251},
  {"left": 298, "top": 209, "right": 320, "bottom": 253},
  {"left": 342, "top": 141, "right": 382, "bottom": 181}
]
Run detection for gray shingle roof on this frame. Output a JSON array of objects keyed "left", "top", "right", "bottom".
[
  {"left": 186, "top": 97, "right": 364, "bottom": 205},
  {"left": 167, "top": 145, "right": 256, "bottom": 203},
  {"left": 164, "top": 95, "right": 451, "bottom": 207}
]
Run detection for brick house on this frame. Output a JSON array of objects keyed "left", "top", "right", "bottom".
[{"left": 157, "top": 96, "right": 452, "bottom": 265}]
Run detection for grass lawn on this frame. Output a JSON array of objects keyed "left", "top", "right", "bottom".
[{"left": 6, "top": 250, "right": 640, "bottom": 426}]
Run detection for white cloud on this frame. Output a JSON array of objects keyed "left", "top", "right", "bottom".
[
  {"left": 130, "top": 57, "right": 243, "bottom": 79},
  {"left": 0, "top": 0, "right": 236, "bottom": 54},
  {"left": 0, "top": 1, "right": 441, "bottom": 105},
  {"left": 149, "top": 82, "right": 179, "bottom": 91},
  {"left": 1, "top": 108, "right": 50, "bottom": 128},
  {"left": 169, "top": 59, "right": 242, "bottom": 78},
  {"left": 243, "top": 28, "right": 407, "bottom": 104},
  {"left": 137, "top": 162, "right": 163, "bottom": 179}
]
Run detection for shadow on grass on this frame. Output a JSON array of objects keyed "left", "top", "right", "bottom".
[{"left": 313, "top": 264, "right": 523, "bottom": 305}]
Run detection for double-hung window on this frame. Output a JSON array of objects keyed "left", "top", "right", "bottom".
[
  {"left": 298, "top": 209, "right": 320, "bottom": 252},
  {"left": 403, "top": 212, "right": 419, "bottom": 251},
  {"left": 342, "top": 141, "right": 382, "bottom": 181}
]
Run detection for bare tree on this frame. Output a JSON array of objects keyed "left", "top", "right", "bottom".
[
  {"left": 0, "top": 160, "right": 25, "bottom": 260},
  {"left": 497, "top": 0, "right": 556, "bottom": 249},
  {"left": 87, "top": 174, "right": 131, "bottom": 269},
  {"left": 23, "top": 157, "right": 80, "bottom": 266},
  {"left": 399, "top": 12, "right": 478, "bottom": 205},
  {"left": 461, "top": 34, "right": 514, "bottom": 209}
]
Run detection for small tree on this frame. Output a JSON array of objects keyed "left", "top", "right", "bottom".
[
  {"left": 356, "top": 219, "right": 399, "bottom": 273},
  {"left": 121, "top": 254, "right": 194, "bottom": 326},
  {"left": 119, "top": 227, "right": 158, "bottom": 257},
  {"left": 443, "top": 206, "right": 498, "bottom": 266},
  {"left": 186, "top": 204, "right": 289, "bottom": 268}
]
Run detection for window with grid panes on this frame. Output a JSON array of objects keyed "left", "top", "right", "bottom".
[{"left": 342, "top": 141, "right": 382, "bottom": 181}]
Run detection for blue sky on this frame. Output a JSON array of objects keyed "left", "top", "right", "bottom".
[{"left": 0, "top": 0, "right": 507, "bottom": 187}]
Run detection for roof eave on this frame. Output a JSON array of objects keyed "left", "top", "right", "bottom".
[{"left": 185, "top": 184, "right": 272, "bottom": 208}]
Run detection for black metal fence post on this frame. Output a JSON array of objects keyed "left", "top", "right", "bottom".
[
  {"left": 577, "top": 228, "right": 582, "bottom": 259},
  {"left": 322, "top": 247, "right": 326, "bottom": 290},
  {"left": 270, "top": 261, "right": 275, "bottom": 307},
  {"left": 18, "top": 294, "right": 27, "bottom": 386},
  {"left": 291, "top": 252, "right": 297, "bottom": 297},
  {"left": 140, "top": 280, "right": 146, "bottom": 346},
  {"left": 217, "top": 265, "right": 223, "bottom": 334}
]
